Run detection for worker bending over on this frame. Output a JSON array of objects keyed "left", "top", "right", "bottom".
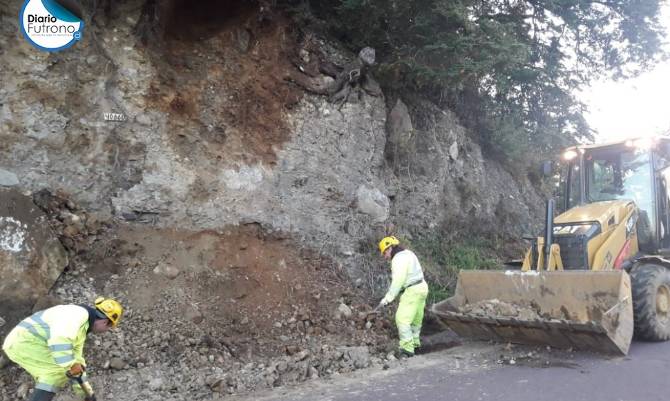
[
  {"left": 378, "top": 236, "right": 429, "bottom": 358},
  {"left": 2, "top": 297, "right": 123, "bottom": 401}
]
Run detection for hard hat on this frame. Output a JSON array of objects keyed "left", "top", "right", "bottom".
[
  {"left": 378, "top": 236, "right": 400, "bottom": 255},
  {"left": 95, "top": 297, "right": 123, "bottom": 327}
]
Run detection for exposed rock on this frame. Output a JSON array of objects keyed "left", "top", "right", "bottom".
[
  {"left": 337, "top": 303, "right": 353, "bottom": 319},
  {"left": 339, "top": 346, "right": 370, "bottom": 369},
  {"left": 153, "top": 264, "right": 180, "bottom": 279},
  {"left": 449, "top": 141, "right": 459, "bottom": 161},
  {"left": 235, "top": 29, "right": 251, "bottom": 53},
  {"left": 148, "top": 377, "right": 164, "bottom": 391},
  {"left": 32, "top": 295, "right": 62, "bottom": 313},
  {"left": 460, "top": 299, "right": 540, "bottom": 320},
  {"left": 109, "top": 357, "right": 126, "bottom": 370},
  {"left": 17, "top": 382, "right": 30, "bottom": 399},
  {"left": 135, "top": 114, "right": 152, "bottom": 126},
  {"left": 0, "top": 169, "right": 19, "bottom": 187},
  {"left": 385, "top": 99, "right": 414, "bottom": 169},
  {"left": 355, "top": 185, "right": 390, "bottom": 223},
  {"left": 206, "top": 375, "right": 224, "bottom": 392},
  {"left": 0, "top": 5, "right": 547, "bottom": 399},
  {"left": 387, "top": 97, "right": 544, "bottom": 242},
  {"left": 276, "top": 360, "right": 288, "bottom": 372},
  {"left": 185, "top": 305, "right": 204, "bottom": 324},
  {"left": 0, "top": 188, "right": 68, "bottom": 337}
]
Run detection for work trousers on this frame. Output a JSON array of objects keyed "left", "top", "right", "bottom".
[{"left": 395, "top": 281, "right": 429, "bottom": 353}]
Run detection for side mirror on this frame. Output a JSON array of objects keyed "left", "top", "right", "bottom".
[
  {"left": 540, "top": 160, "right": 553, "bottom": 177},
  {"left": 661, "top": 142, "right": 670, "bottom": 158}
]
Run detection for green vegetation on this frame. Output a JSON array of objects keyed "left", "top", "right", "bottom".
[
  {"left": 309, "top": 0, "right": 667, "bottom": 162},
  {"left": 411, "top": 237, "right": 498, "bottom": 304}
]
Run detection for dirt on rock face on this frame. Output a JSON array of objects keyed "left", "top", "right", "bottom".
[
  {"left": 145, "top": 1, "right": 303, "bottom": 168},
  {"left": 0, "top": 197, "right": 398, "bottom": 401}
]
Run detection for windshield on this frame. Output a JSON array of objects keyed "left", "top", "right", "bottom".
[
  {"left": 585, "top": 148, "right": 652, "bottom": 207},
  {"left": 584, "top": 147, "right": 655, "bottom": 246}
]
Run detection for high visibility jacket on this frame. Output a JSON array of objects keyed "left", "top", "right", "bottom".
[
  {"left": 383, "top": 249, "right": 425, "bottom": 304},
  {"left": 3, "top": 305, "right": 89, "bottom": 370}
]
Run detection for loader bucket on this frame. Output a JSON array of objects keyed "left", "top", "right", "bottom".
[{"left": 431, "top": 270, "right": 634, "bottom": 355}]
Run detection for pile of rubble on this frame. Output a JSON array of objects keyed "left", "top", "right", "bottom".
[
  {"left": 460, "top": 299, "right": 541, "bottom": 320},
  {"left": 1, "top": 191, "right": 402, "bottom": 401},
  {"left": 31, "top": 189, "right": 108, "bottom": 260}
]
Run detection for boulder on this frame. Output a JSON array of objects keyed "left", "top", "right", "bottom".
[
  {"left": 355, "top": 185, "right": 390, "bottom": 223},
  {"left": 338, "top": 346, "right": 370, "bottom": 369},
  {"left": 0, "top": 169, "right": 19, "bottom": 187},
  {"left": 0, "top": 188, "right": 68, "bottom": 337},
  {"left": 385, "top": 99, "right": 415, "bottom": 168},
  {"left": 336, "top": 303, "right": 353, "bottom": 319}
]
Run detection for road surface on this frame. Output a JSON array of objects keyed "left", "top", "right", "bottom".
[{"left": 231, "top": 339, "right": 670, "bottom": 401}]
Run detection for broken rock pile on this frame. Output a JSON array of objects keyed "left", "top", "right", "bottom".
[
  {"left": 0, "top": 196, "right": 399, "bottom": 401},
  {"left": 460, "top": 299, "right": 541, "bottom": 320}
]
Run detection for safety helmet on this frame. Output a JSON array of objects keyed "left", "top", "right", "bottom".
[
  {"left": 378, "top": 236, "right": 400, "bottom": 255},
  {"left": 95, "top": 297, "right": 123, "bottom": 327}
]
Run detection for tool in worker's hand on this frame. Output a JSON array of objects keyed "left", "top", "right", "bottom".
[
  {"left": 66, "top": 370, "right": 96, "bottom": 401},
  {"left": 372, "top": 301, "right": 386, "bottom": 314}
]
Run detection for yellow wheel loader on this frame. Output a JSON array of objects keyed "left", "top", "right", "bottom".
[{"left": 432, "top": 137, "right": 670, "bottom": 354}]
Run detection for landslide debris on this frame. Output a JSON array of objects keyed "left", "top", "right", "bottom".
[
  {"left": 460, "top": 299, "right": 541, "bottom": 321},
  {"left": 0, "top": 192, "right": 400, "bottom": 401}
]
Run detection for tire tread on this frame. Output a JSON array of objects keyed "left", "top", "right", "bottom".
[{"left": 631, "top": 264, "right": 670, "bottom": 341}]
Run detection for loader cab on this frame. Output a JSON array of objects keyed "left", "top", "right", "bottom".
[{"left": 558, "top": 137, "right": 670, "bottom": 254}]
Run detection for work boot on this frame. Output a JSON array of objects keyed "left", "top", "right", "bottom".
[{"left": 396, "top": 349, "right": 415, "bottom": 359}]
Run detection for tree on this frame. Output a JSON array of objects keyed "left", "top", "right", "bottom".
[{"left": 312, "top": 0, "right": 666, "bottom": 162}]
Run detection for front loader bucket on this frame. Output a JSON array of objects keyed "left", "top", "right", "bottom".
[{"left": 431, "top": 270, "right": 634, "bottom": 355}]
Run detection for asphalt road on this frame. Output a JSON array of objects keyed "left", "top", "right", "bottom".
[{"left": 236, "top": 340, "right": 670, "bottom": 401}]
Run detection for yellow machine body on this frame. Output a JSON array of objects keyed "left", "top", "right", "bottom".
[{"left": 434, "top": 200, "right": 639, "bottom": 354}]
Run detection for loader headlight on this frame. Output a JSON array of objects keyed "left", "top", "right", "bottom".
[{"left": 562, "top": 150, "right": 578, "bottom": 161}]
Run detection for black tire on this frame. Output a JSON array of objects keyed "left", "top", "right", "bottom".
[{"left": 631, "top": 263, "right": 670, "bottom": 341}]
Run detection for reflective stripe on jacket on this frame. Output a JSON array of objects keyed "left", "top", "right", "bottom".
[
  {"left": 383, "top": 249, "right": 425, "bottom": 304},
  {"left": 5, "top": 304, "right": 90, "bottom": 369}
]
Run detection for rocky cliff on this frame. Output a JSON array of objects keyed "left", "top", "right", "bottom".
[
  {"left": 0, "top": 0, "right": 543, "bottom": 277},
  {"left": 0, "top": 1, "right": 548, "bottom": 399}
]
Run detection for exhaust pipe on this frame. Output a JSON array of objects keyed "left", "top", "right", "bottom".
[{"left": 543, "top": 198, "right": 555, "bottom": 271}]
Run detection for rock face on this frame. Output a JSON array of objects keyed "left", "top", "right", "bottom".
[
  {"left": 0, "top": 188, "right": 68, "bottom": 336},
  {"left": 384, "top": 98, "right": 544, "bottom": 243},
  {"left": 356, "top": 185, "right": 390, "bottom": 223},
  {"left": 0, "top": 2, "right": 548, "bottom": 400},
  {"left": 0, "top": 0, "right": 543, "bottom": 282},
  {"left": 0, "top": 169, "right": 19, "bottom": 187}
]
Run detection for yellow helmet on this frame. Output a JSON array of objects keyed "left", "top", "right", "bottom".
[
  {"left": 95, "top": 297, "right": 123, "bottom": 327},
  {"left": 378, "top": 236, "right": 400, "bottom": 255}
]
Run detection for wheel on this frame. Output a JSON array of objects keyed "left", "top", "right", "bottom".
[{"left": 631, "top": 263, "right": 670, "bottom": 341}]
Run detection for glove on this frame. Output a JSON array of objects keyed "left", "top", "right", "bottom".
[
  {"left": 68, "top": 363, "right": 85, "bottom": 376},
  {"left": 85, "top": 396, "right": 97, "bottom": 401}
]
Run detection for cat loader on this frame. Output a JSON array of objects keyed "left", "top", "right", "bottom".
[{"left": 432, "top": 137, "right": 670, "bottom": 354}]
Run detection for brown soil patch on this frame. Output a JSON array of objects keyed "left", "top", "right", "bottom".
[
  {"left": 144, "top": 3, "right": 303, "bottom": 168},
  {"left": 0, "top": 203, "right": 396, "bottom": 399},
  {"left": 79, "top": 222, "right": 386, "bottom": 358}
]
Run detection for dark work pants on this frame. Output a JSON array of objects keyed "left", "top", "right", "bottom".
[{"left": 30, "top": 389, "right": 55, "bottom": 401}]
